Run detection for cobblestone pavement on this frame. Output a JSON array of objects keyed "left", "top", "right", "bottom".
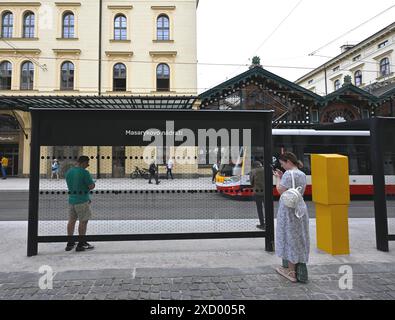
[{"left": 1, "top": 263, "right": 395, "bottom": 300}]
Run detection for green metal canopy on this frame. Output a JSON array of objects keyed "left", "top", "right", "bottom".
[
  {"left": 198, "top": 66, "right": 393, "bottom": 108},
  {"left": 198, "top": 66, "right": 322, "bottom": 106}
]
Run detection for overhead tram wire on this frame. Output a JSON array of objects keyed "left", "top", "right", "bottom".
[
  {"left": 251, "top": 0, "right": 304, "bottom": 57},
  {"left": 220, "top": 0, "right": 305, "bottom": 86},
  {"left": 309, "top": 4, "right": 395, "bottom": 56},
  {"left": 0, "top": 38, "right": 47, "bottom": 71}
]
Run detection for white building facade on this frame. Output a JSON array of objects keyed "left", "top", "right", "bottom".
[{"left": 296, "top": 23, "right": 395, "bottom": 96}]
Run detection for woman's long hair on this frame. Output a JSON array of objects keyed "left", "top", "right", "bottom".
[{"left": 278, "top": 152, "right": 303, "bottom": 169}]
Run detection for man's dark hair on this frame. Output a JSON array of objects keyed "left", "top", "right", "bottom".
[{"left": 77, "top": 156, "right": 90, "bottom": 164}]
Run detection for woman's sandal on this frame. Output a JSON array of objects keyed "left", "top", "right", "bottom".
[{"left": 276, "top": 266, "right": 297, "bottom": 283}]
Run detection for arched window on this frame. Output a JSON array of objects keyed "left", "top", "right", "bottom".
[
  {"left": 20, "top": 61, "right": 34, "bottom": 90},
  {"left": 1, "top": 12, "right": 13, "bottom": 38},
  {"left": 60, "top": 61, "right": 74, "bottom": 90},
  {"left": 354, "top": 70, "right": 362, "bottom": 86},
  {"left": 0, "top": 61, "right": 12, "bottom": 90},
  {"left": 334, "top": 79, "right": 341, "bottom": 91},
  {"left": 157, "top": 14, "right": 169, "bottom": 40},
  {"left": 62, "top": 12, "right": 74, "bottom": 38},
  {"left": 156, "top": 63, "right": 170, "bottom": 91},
  {"left": 380, "top": 58, "right": 390, "bottom": 77},
  {"left": 113, "top": 63, "right": 126, "bottom": 91},
  {"left": 114, "top": 14, "right": 127, "bottom": 40},
  {"left": 23, "top": 11, "right": 35, "bottom": 38}
]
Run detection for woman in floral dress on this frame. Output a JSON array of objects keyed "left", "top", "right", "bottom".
[{"left": 273, "top": 152, "right": 310, "bottom": 283}]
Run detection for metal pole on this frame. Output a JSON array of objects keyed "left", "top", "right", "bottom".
[
  {"left": 98, "top": 0, "right": 102, "bottom": 96},
  {"left": 97, "top": 146, "right": 101, "bottom": 179},
  {"left": 371, "top": 117, "right": 389, "bottom": 252},
  {"left": 264, "top": 114, "right": 274, "bottom": 252},
  {"left": 324, "top": 65, "right": 328, "bottom": 96},
  {"left": 97, "top": 0, "right": 103, "bottom": 179},
  {"left": 27, "top": 111, "right": 40, "bottom": 257}
]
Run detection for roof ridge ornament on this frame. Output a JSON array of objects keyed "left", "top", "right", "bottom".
[{"left": 249, "top": 56, "right": 262, "bottom": 70}]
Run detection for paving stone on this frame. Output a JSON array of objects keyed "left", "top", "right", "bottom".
[
  {"left": 127, "top": 284, "right": 140, "bottom": 292},
  {"left": 151, "top": 285, "right": 161, "bottom": 293},
  {"left": 139, "top": 292, "right": 150, "bottom": 300},
  {"left": 170, "top": 291, "right": 182, "bottom": 300},
  {"left": 77, "top": 286, "right": 91, "bottom": 295},
  {"left": 160, "top": 283, "right": 171, "bottom": 291},
  {"left": 140, "top": 285, "right": 150, "bottom": 292},
  {"left": 116, "top": 292, "right": 129, "bottom": 300},
  {"left": 2, "top": 263, "right": 395, "bottom": 300},
  {"left": 216, "top": 283, "right": 228, "bottom": 290},
  {"left": 190, "top": 291, "right": 202, "bottom": 298},
  {"left": 151, "top": 278, "right": 162, "bottom": 285},
  {"left": 160, "top": 291, "right": 171, "bottom": 300},
  {"left": 240, "top": 289, "right": 255, "bottom": 298},
  {"left": 127, "top": 291, "right": 139, "bottom": 300}
]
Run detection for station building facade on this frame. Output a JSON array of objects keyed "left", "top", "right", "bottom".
[{"left": 0, "top": 0, "right": 198, "bottom": 177}]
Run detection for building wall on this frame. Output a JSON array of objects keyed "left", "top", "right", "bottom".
[
  {"left": 0, "top": 0, "right": 198, "bottom": 176},
  {"left": 0, "top": 0, "right": 197, "bottom": 95},
  {"left": 297, "top": 27, "right": 395, "bottom": 95}
]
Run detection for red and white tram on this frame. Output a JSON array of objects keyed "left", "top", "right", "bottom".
[{"left": 215, "top": 129, "right": 395, "bottom": 198}]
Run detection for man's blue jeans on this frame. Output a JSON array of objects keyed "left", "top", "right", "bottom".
[{"left": 1, "top": 166, "right": 6, "bottom": 178}]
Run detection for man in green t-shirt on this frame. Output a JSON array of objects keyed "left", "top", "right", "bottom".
[{"left": 65, "top": 156, "right": 96, "bottom": 252}]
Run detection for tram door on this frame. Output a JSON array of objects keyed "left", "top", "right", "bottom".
[{"left": 0, "top": 144, "right": 18, "bottom": 176}]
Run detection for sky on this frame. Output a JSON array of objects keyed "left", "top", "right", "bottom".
[{"left": 196, "top": 0, "right": 395, "bottom": 94}]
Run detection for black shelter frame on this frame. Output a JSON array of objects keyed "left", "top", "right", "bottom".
[
  {"left": 26, "top": 105, "right": 274, "bottom": 257},
  {"left": 316, "top": 118, "right": 395, "bottom": 252},
  {"left": 370, "top": 117, "right": 395, "bottom": 252}
]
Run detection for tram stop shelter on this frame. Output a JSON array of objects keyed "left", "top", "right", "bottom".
[
  {"left": 0, "top": 96, "right": 275, "bottom": 257},
  {"left": 316, "top": 117, "right": 395, "bottom": 252}
]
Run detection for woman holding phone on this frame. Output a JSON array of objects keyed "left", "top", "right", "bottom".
[{"left": 273, "top": 152, "right": 310, "bottom": 283}]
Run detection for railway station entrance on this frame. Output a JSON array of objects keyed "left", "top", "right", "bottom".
[{"left": 25, "top": 97, "right": 274, "bottom": 256}]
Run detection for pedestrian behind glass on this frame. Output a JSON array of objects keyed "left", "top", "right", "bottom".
[
  {"left": 148, "top": 161, "right": 160, "bottom": 185},
  {"left": 166, "top": 157, "right": 174, "bottom": 180},
  {"left": 250, "top": 160, "right": 265, "bottom": 230},
  {"left": 65, "top": 156, "right": 96, "bottom": 252},
  {"left": 51, "top": 159, "right": 60, "bottom": 180},
  {"left": 273, "top": 152, "right": 309, "bottom": 283},
  {"left": 1, "top": 155, "right": 8, "bottom": 179},
  {"left": 212, "top": 161, "right": 220, "bottom": 184}
]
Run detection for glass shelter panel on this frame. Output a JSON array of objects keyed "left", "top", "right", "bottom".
[{"left": 28, "top": 110, "right": 274, "bottom": 256}]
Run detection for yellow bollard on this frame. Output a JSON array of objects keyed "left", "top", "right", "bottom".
[{"left": 311, "top": 154, "right": 350, "bottom": 255}]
